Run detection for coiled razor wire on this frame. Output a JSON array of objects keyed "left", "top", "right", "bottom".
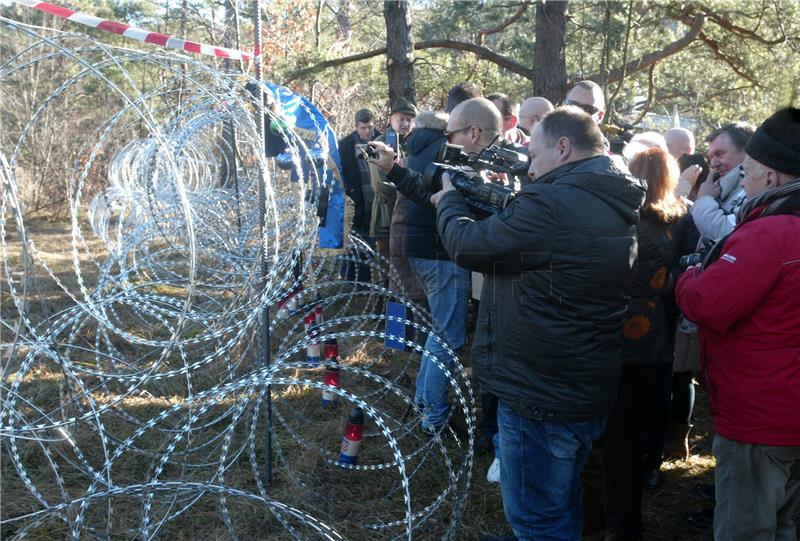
[{"left": 0, "top": 18, "right": 475, "bottom": 541}]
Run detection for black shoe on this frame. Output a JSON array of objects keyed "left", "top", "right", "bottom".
[
  {"left": 694, "top": 482, "right": 716, "bottom": 501},
  {"left": 686, "top": 508, "right": 714, "bottom": 529},
  {"left": 643, "top": 467, "right": 660, "bottom": 489}
]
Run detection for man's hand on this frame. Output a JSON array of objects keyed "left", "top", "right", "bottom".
[
  {"left": 677, "top": 164, "right": 702, "bottom": 197},
  {"left": 430, "top": 173, "right": 456, "bottom": 207},
  {"left": 697, "top": 177, "right": 721, "bottom": 199},
  {"left": 367, "top": 141, "right": 397, "bottom": 173},
  {"left": 679, "top": 164, "right": 702, "bottom": 186}
]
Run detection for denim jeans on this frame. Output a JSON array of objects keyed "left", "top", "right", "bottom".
[
  {"left": 497, "top": 400, "right": 606, "bottom": 541},
  {"left": 408, "top": 257, "right": 469, "bottom": 430}
]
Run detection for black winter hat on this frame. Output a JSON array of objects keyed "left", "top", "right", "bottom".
[
  {"left": 745, "top": 107, "right": 800, "bottom": 176},
  {"left": 390, "top": 97, "right": 417, "bottom": 116}
]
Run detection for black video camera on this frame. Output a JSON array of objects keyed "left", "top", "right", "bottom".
[
  {"left": 601, "top": 121, "right": 636, "bottom": 155},
  {"left": 678, "top": 253, "right": 703, "bottom": 269},
  {"left": 421, "top": 142, "right": 528, "bottom": 215},
  {"left": 678, "top": 238, "right": 716, "bottom": 270}
]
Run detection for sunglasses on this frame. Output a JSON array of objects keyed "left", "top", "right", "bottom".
[
  {"left": 444, "top": 125, "right": 481, "bottom": 142},
  {"left": 563, "top": 99, "right": 601, "bottom": 116}
]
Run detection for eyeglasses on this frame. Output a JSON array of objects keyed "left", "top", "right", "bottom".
[
  {"left": 563, "top": 99, "right": 601, "bottom": 116},
  {"left": 444, "top": 125, "right": 481, "bottom": 142}
]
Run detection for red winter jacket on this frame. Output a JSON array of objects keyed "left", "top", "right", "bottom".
[{"left": 676, "top": 213, "right": 800, "bottom": 446}]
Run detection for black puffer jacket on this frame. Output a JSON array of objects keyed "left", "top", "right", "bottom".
[
  {"left": 394, "top": 111, "right": 449, "bottom": 260},
  {"left": 437, "top": 155, "right": 646, "bottom": 421}
]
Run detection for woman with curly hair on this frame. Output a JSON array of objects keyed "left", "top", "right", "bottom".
[{"left": 603, "top": 147, "right": 688, "bottom": 541}]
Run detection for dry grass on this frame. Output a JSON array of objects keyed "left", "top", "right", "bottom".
[{"left": 1, "top": 217, "right": 728, "bottom": 541}]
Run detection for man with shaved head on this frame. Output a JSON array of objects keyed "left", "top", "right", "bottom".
[
  {"left": 665, "top": 127, "right": 696, "bottom": 160},
  {"left": 366, "top": 97, "right": 503, "bottom": 437},
  {"left": 445, "top": 97, "right": 504, "bottom": 151},
  {"left": 565, "top": 80, "right": 605, "bottom": 124},
  {"left": 518, "top": 96, "right": 554, "bottom": 134}
]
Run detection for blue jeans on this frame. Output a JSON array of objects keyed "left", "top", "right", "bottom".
[
  {"left": 409, "top": 257, "right": 469, "bottom": 430},
  {"left": 497, "top": 400, "right": 606, "bottom": 541}
]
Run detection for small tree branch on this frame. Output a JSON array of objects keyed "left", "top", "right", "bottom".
[
  {"left": 607, "top": 0, "right": 636, "bottom": 120},
  {"left": 705, "top": 9, "right": 786, "bottom": 46},
  {"left": 630, "top": 64, "right": 656, "bottom": 126},
  {"left": 285, "top": 47, "right": 388, "bottom": 83},
  {"left": 420, "top": 39, "right": 534, "bottom": 79},
  {"left": 586, "top": 13, "right": 706, "bottom": 84},
  {"left": 283, "top": 39, "right": 534, "bottom": 84},
  {"left": 696, "top": 30, "right": 759, "bottom": 85},
  {"left": 657, "top": 84, "right": 755, "bottom": 105},
  {"left": 476, "top": 1, "right": 531, "bottom": 46}
]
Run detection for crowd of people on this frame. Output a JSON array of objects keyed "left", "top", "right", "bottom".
[{"left": 337, "top": 82, "right": 800, "bottom": 541}]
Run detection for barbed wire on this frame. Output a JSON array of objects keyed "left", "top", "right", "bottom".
[{"left": 0, "top": 19, "right": 474, "bottom": 541}]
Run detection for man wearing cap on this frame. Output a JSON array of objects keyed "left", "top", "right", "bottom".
[
  {"left": 369, "top": 97, "right": 416, "bottom": 264},
  {"left": 675, "top": 107, "right": 800, "bottom": 541}
]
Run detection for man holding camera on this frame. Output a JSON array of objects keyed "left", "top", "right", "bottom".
[
  {"left": 369, "top": 98, "right": 417, "bottom": 263},
  {"left": 368, "top": 97, "right": 503, "bottom": 435},
  {"left": 433, "top": 106, "right": 646, "bottom": 541},
  {"left": 676, "top": 107, "right": 800, "bottom": 541},
  {"left": 339, "top": 108, "right": 380, "bottom": 237}
]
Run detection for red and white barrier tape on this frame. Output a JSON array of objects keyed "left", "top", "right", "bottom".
[{"left": 12, "top": 0, "right": 258, "bottom": 62}]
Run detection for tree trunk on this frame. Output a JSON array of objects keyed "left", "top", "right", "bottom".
[
  {"left": 533, "top": 0, "right": 568, "bottom": 105},
  {"left": 383, "top": 1, "right": 416, "bottom": 106},
  {"left": 220, "top": 0, "right": 239, "bottom": 188},
  {"left": 180, "top": 0, "right": 188, "bottom": 77}
]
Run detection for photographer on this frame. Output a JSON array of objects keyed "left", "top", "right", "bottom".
[
  {"left": 675, "top": 107, "right": 800, "bottom": 541},
  {"left": 339, "top": 108, "right": 380, "bottom": 237},
  {"left": 368, "top": 97, "right": 503, "bottom": 436},
  {"left": 432, "top": 106, "right": 645, "bottom": 540}
]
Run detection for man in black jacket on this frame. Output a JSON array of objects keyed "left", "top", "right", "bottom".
[
  {"left": 338, "top": 109, "right": 380, "bottom": 281},
  {"left": 369, "top": 98, "right": 502, "bottom": 436},
  {"left": 338, "top": 108, "right": 379, "bottom": 237},
  {"left": 433, "top": 107, "right": 645, "bottom": 541}
]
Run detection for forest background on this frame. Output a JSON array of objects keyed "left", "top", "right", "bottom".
[
  {"left": 3, "top": 0, "right": 800, "bottom": 217},
  {"left": 1, "top": 2, "right": 798, "bottom": 539}
]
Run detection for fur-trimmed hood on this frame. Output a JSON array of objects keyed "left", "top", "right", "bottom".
[
  {"left": 414, "top": 110, "right": 448, "bottom": 131},
  {"left": 406, "top": 111, "right": 448, "bottom": 157}
]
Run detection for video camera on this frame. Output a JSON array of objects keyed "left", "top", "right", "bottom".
[
  {"left": 421, "top": 142, "right": 529, "bottom": 215},
  {"left": 678, "top": 238, "right": 716, "bottom": 270},
  {"left": 601, "top": 121, "right": 636, "bottom": 155}
]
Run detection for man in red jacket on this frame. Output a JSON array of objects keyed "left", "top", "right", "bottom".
[{"left": 675, "top": 107, "right": 800, "bottom": 541}]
